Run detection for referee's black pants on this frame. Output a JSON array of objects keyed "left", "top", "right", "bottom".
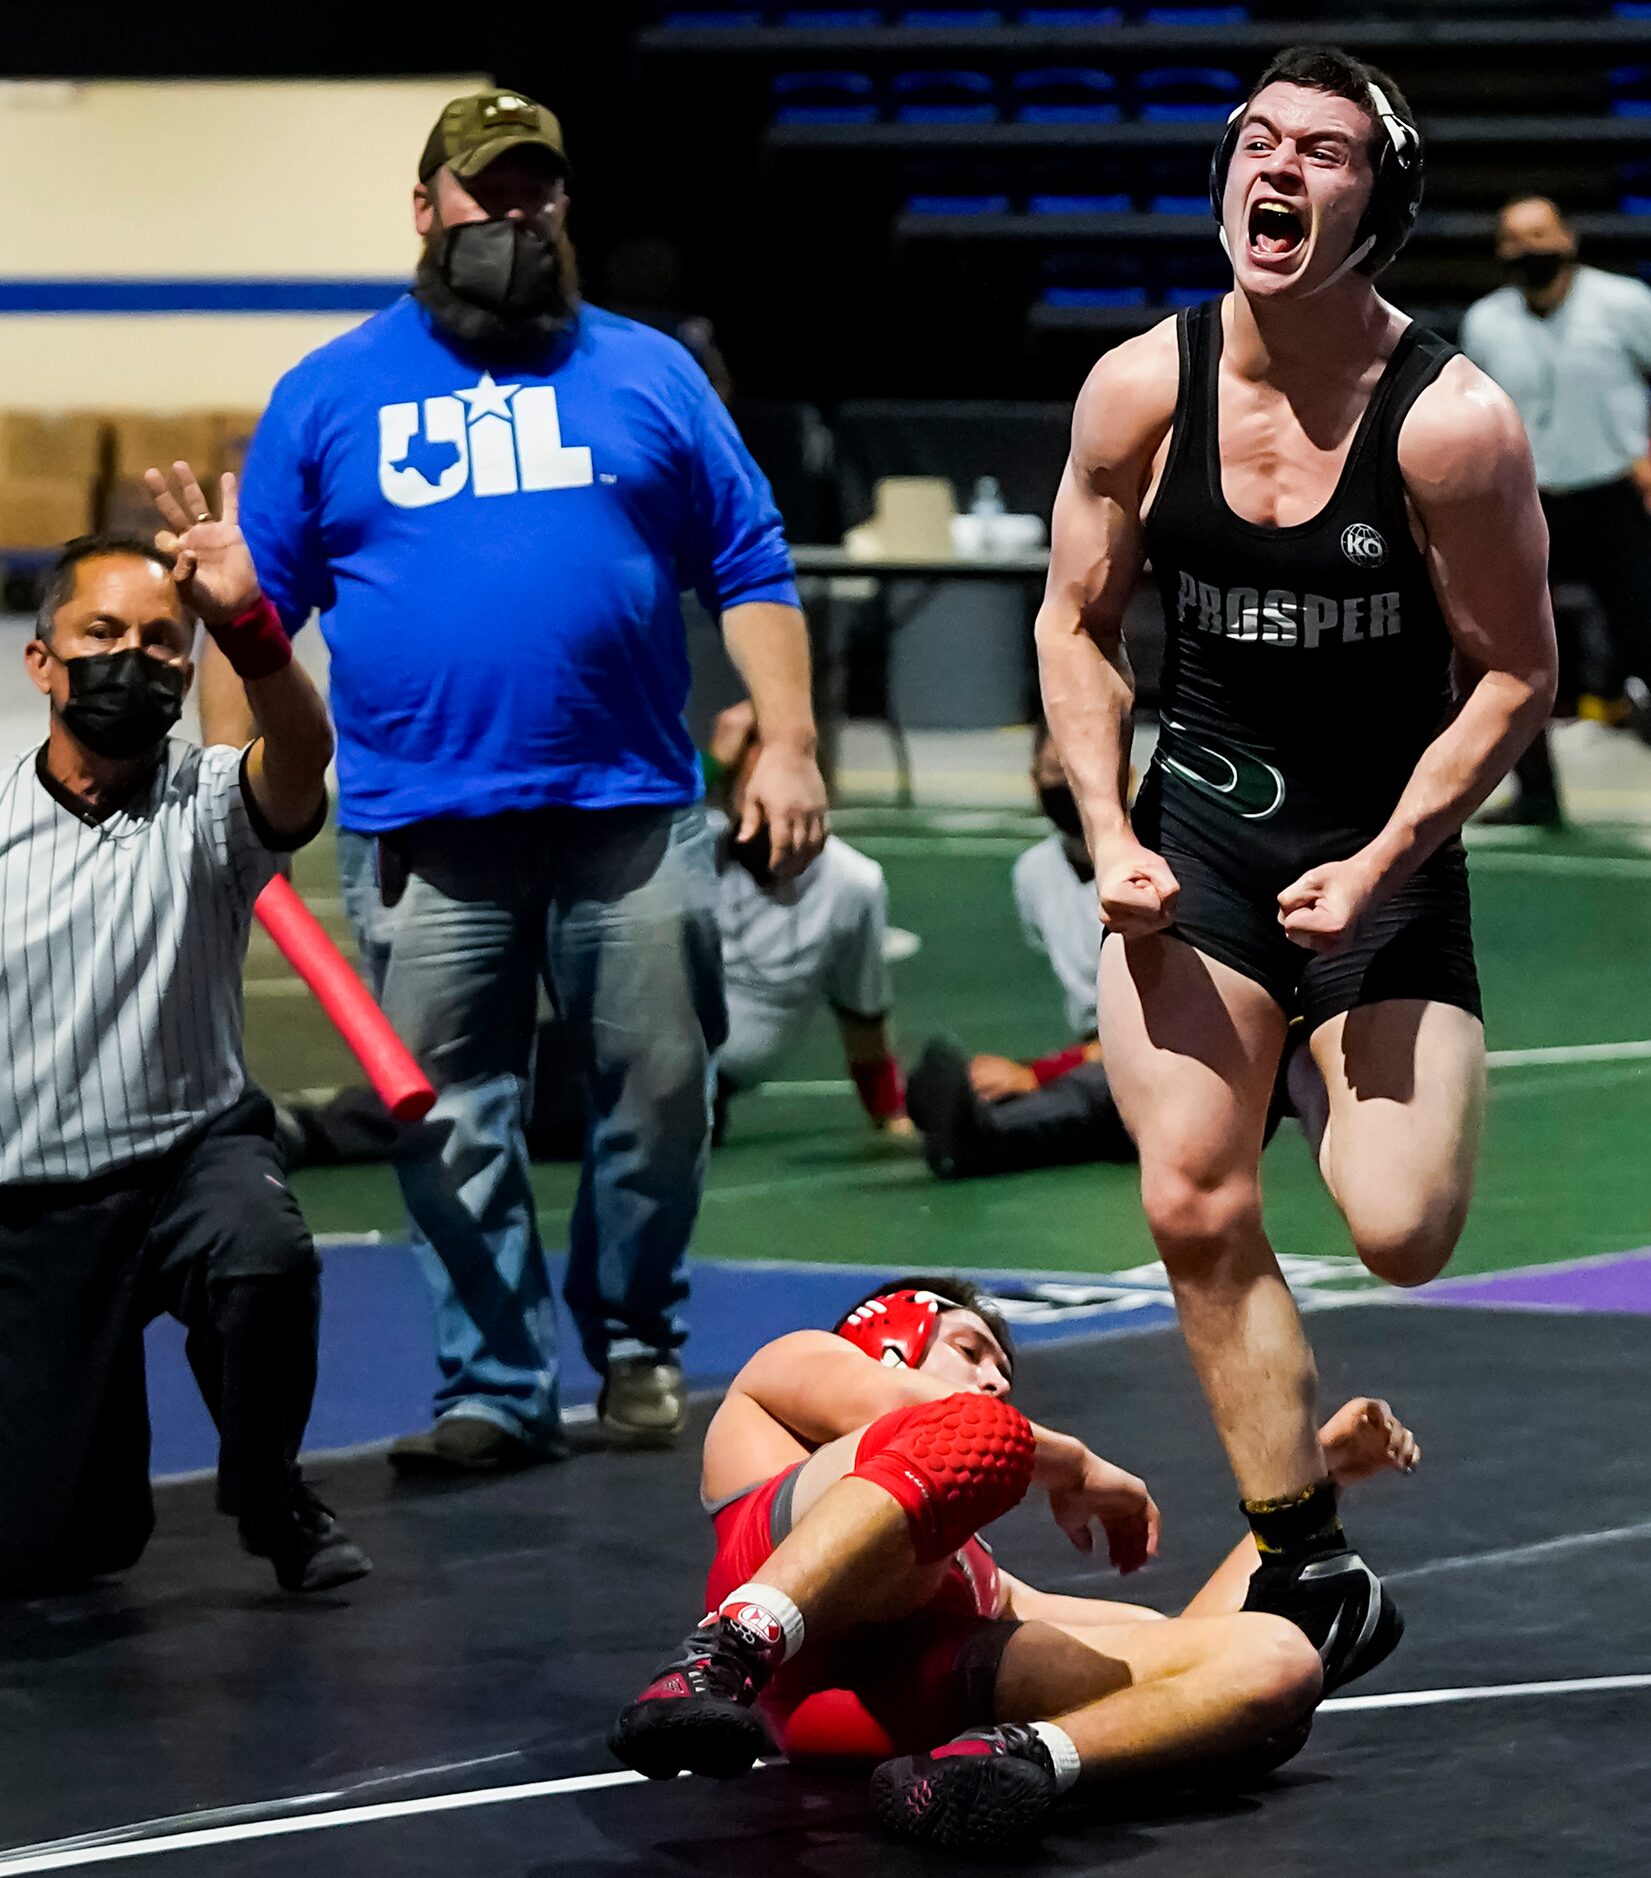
[{"left": 0, "top": 1093, "right": 321, "bottom": 1596}]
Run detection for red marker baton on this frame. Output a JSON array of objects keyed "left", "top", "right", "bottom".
[{"left": 253, "top": 875, "right": 436, "bottom": 1122}]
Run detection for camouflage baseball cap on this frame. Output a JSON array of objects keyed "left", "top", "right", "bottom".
[{"left": 418, "top": 90, "right": 569, "bottom": 184}]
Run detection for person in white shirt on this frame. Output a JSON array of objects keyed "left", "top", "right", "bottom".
[
  {"left": 906, "top": 725, "right": 1135, "bottom": 1179},
  {"left": 1460, "top": 195, "right": 1651, "bottom": 824},
  {"left": 707, "top": 704, "right": 914, "bottom": 1143}
]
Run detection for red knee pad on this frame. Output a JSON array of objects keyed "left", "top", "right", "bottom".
[{"left": 850, "top": 1393, "right": 1034, "bottom": 1563}]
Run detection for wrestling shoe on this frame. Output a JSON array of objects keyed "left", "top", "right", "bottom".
[
  {"left": 870, "top": 1724, "right": 1068, "bottom": 1851},
  {"left": 1244, "top": 1549, "right": 1403, "bottom": 1694},
  {"left": 608, "top": 1616, "right": 774, "bottom": 1780}
]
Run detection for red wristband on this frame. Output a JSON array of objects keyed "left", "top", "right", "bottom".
[
  {"left": 210, "top": 595, "right": 292, "bottom": 681},
  {"left": 851, "top": 1055, "right": 906, "bottom": 1121},
  {"left": 1030, "top": 1043, "right": 1089, "bottom": 1087}
]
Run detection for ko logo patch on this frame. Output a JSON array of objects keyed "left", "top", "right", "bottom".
[{"left": 1341, "top": 522, "right": 1387, "bottom": 569}]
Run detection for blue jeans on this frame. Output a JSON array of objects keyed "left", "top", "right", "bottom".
[{"left": 338, "top": 808, "right": 725, "bottom": 1445}]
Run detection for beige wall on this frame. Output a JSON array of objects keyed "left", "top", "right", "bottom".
[{"left": 0, "top": 77, "right": 485, "bottom": 409}]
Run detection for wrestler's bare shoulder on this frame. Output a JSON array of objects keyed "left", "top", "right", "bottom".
[
  {"left": 1070, "top": 317, "right": 1182, "bottom": 470},
  {"left": 1398, "top": 350, "right": 1533, "bottom": 505}
]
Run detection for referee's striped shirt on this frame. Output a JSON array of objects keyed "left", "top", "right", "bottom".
[{"left": 0, "top": 740, "right": 304, "bottom": 1185}]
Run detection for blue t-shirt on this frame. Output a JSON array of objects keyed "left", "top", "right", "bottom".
[{"left": 239, "top": 296, "right": 798, "bottom": 830}]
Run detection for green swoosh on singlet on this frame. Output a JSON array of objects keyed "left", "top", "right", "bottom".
[{"left": 1157, "top": 723, "right": 1286, "bottom": 822}]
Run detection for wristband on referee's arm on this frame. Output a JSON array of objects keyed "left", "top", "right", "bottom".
[
  {"left": 851, "top": 1055, "right": 906, "bottom": 1122},
  {"left": 209, "top": 595, "right": 292, "bottom": 682},
  {"left": 1030, "top": 1043, "right": 1090, "bottom": 1087}
]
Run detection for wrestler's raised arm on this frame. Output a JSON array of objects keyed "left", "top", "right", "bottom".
[{"left": 1035, "top": 320, "right": 1180, "bottom": 937}]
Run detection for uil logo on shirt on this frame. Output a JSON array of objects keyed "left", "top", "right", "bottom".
[
  {"left": 378, "top": 373, "right": 594, "bottom": 509},
  {"left": 1340, "top": 522, "right": 1388, "bottom": 569}
]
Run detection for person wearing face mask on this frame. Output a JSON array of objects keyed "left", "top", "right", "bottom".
[
  {"left": 904, "top": 723, "right": 1132, "bottom": 1180},
  {"left": 1038, "top": 43, "right": 1556, "bottom": 1696},
  {"left": 1460, "top": 195, "right": 1651, "bottom": 826},
  {"left": 0, "top": 469, "right": 368, "bottom": 1597},
  {"left": 609, "top": 1275, "right": 1420, "bottom": 1851},
  {"left": 211, "top": 91, "right": 826, "bottom": 1469},
  {"left": 702, "top": 702, "right": 912, "bottom": 1143}
]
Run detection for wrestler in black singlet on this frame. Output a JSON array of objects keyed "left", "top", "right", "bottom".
[{"left": 1133, "top": 297, "right": 1481, "bottom": 1032}]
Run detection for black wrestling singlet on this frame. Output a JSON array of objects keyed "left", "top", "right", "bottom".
[{"left": 1139, "top": 298, "right": 1459, "bottom": 873}]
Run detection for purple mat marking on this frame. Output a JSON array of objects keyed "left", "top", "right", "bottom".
[{"left": 1428, "top": 1250, "right": 1651, "bottom": 1315}]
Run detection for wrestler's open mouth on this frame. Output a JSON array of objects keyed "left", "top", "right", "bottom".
[{"left": 1248, "top": 200, "right": 1305, "bottom": 258}]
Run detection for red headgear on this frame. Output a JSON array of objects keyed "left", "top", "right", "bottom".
[{"left": 835, "top": 1288, "right": 958, "bottom": 1370}]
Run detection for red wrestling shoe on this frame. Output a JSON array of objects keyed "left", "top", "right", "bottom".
[
  {"left": 608, "top": 1618, "right": 774, "bottom": 1780},
  {"left": 870, "top": 1723, "right": 1066, "bottom": 1850}
]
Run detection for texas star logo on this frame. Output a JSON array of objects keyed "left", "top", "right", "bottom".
[
  {"left": 377, "top": 373, "right": 594, "bottom": 509},
  {"left": 1340, "top": 522, "right": 1387, "bottom": 569}
]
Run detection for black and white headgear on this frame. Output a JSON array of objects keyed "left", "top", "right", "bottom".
[{"left": 1208, "top": 73, "right": 1423, "bottom": 285}]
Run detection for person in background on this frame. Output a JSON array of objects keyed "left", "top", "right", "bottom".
[
  {"left": 0, "top": 473, "right": 367, "bottom": 1596},
  {"left": 905, "top": 723, "right": 1133, "bottom": 1179},
  {"left": 1461, "top": 195, "right": 1651, "bottom": 826},
  {"left": 707, "top": 703, "right": 912, "bottom": 1145},
  {"left": 207, "top": 90, "right": 826, "bottom": 1471}
]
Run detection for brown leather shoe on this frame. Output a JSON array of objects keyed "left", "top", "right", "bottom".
[
  {"left": 387, "top": 1416, "right": 566, "bottom": 1475},
  {"left": 599, "top": 1359, "right": 687, "bottom": 1449}
]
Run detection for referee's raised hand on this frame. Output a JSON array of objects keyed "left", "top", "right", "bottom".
[{"left": 145, "top": 461, "right": 262, "bottom": 627}]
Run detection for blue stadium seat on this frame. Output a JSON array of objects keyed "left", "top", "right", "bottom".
[
  {"left": 1614, "top": 3, "right": 1651, "bottom": 17},
  {"left": 1155, "top": 251, "right": 1228, "bottom": 307},
  {"left": 892, "top": 69, "right": 999, "bottom": 123},
  {"left": 906, "top": 192, "right": 1013, "bottom": 212},
  {"left": 1149, "top": 193, "right": 1209, "bottom": 214},
  {"left": 1039, "top": 251, "right": 1149, "bottom": 308},
  {"left": 1618, "top": 160, "right": 1651, "bottom": 214},
  {"left": 771, "top": 70, "right": 879, "bottom": 123},
  {"left": 1012, "top": 67, "right": 1122, "bottom": 124},
  {"left": 1028, "top": 192, "right": 1132, "bottom": 213},
  {"left": 899, "top": 6, "right": 1006, "bottom": 21},
  {"left": 782, "top": 8, "right": 886, "bottom": 26},
  {"left": 1608, "top": 65, "right": 1651, "bottom": 116},
  {"left": 1135, "top": 65, "right": 1244, "bottom": 122},
  {"left": 1141, "top": 5, "right": 1250, "bottom": 22},
  {"left": 1017, "top": 4, "right": 1123, "bottom": 20}
]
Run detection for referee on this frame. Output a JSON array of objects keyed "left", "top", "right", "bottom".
[
  {"left": 0, "top": 465, "right": 368, "bottom": 1596},
  {"left": 1461, "top": 194, "right": 1651, "bottom": 825}
]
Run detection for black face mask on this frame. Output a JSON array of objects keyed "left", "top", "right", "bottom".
[
  {"left": 1038, "top": 782, "right": 1085, "bottom": 841},
  {"left": 1504, "top": 250, "right": 1570, "bottom": 293},
  {"left": 728, "top": 825, "right": 778, "bottom": 891},
  {"left": 413, "top": 218, "right": 576, "bottom": 358},
  {"left": 56, "top": 648, "right": 186, "bottom": 760}
]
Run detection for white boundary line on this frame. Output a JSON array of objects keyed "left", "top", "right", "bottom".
[
  {"left": 1386, "top": 1519, "right": 1651, "bottom": 1583},
  {"left": 4, "top": 1675, "right": 1649, "bottom": 1871},
  {"left": 1321, "top": 1672, "right": 1651, "bottom": 1713}
]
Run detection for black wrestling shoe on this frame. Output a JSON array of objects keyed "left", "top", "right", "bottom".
[
  {"left": 239, "top": 1481, "right": 372, "bottom": 1594},
  {"left": 608, "top": 1619, "right": 773, "bottom": 1780},
  {"left": 906, "top": 1040, "right": 986, "bottom": 1181},
  {"left": 870, "top": 1724, "right": 1063, "bottom": 1852},
  {"left": 1244, "top": 1549, "right": 1403, "bottom": 1694}
]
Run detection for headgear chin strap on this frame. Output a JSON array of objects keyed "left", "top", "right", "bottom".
[{"left": 1209, "top": 76, "right": 1423, "bottom": 289}]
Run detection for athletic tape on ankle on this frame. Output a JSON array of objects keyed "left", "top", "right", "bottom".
[
  {"left": 1030, "top": 1721, "right": 1082, "bottom": 1793},
  {"left": 719, "top": 1582, "right": 805, "bottom": 1662}
]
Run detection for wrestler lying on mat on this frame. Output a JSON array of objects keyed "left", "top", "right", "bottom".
[{"left": 609, "top": 1277, "right": 1418, "bottom": 1851}]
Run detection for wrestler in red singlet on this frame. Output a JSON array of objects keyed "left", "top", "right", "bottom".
[{"left": 610, "top": 1275, "right": 1420, "bottom": 1851}]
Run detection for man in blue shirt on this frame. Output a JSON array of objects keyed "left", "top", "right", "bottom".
[{"left": 211, "top": 90, "right": 826, "bottom": 1470}]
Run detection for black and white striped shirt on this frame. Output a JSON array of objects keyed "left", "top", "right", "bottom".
[{"left": 0, "top": 740, "right": 290, "bottom": 1184}]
